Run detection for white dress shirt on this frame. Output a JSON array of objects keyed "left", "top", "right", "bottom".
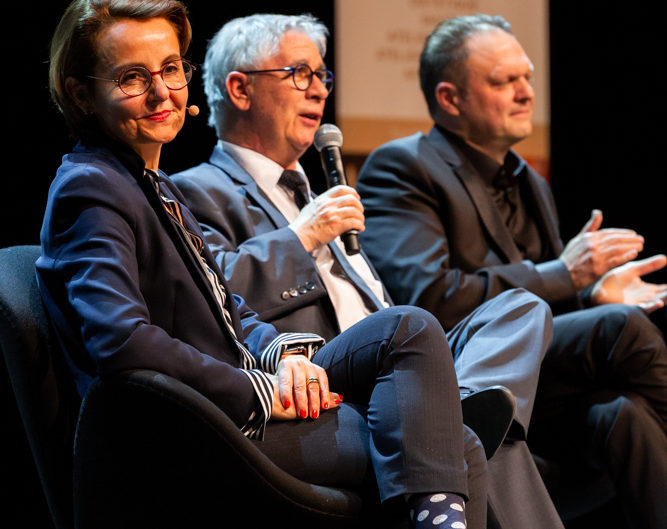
[{"left": 221, "top": 140, "right": 388, "bottom": 332}]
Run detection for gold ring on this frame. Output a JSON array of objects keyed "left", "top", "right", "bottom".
[{"left": 307, "top": 377, "right": 320, "bottom": 385}]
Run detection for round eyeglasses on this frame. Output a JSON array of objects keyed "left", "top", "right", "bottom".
[
  {"left": 87, "top": 59, "right": 195, "bottom": 97},
  {"left": 239, "top": 63, "right": 334, "bottom": 93}
]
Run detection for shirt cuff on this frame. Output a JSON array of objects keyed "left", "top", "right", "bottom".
[
  {"left": 259, "top": 332, "right": 326, "bottom": 373},
  {"left": 535, "top": 259, "right": 578, "bottom": 306},
  {"left": 239, "top": 368, "right": 274, "bottom": 440}
]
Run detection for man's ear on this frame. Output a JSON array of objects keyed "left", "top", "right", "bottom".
[
  {"left": 434, "top": 81, "right": 460, "bottom": 116},
  {"left": 225, "top": 71, "right": 252, "bottom": 111},
  {"left": 64, "top": 76, "right": 93, "bottom": 114}
]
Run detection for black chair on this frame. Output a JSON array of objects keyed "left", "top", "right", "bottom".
[
  {"left": 0, "top": 245, "right": 385, "bottom": 528},
  {"left": 0, "top": 245, "right": 79, "bottom": 529}
]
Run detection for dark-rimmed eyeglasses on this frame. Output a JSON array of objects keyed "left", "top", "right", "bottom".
[
  {"left": 239, "top": 63, "right": 334, "bottom": 93},
  {"left": 87, "top": 59, "right": 195, "bottom": 97}
]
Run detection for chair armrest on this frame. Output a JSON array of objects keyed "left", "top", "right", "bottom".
[{"left": 73, "top": 369, "right": 368, "bottom": 528}]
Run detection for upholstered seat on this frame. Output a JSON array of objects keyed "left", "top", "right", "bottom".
[{"left": 0, "top": 245, "right": 384, "bottom": 528}]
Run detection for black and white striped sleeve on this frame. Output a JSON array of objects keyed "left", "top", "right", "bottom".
[
  {"left": 259, "top": 332, "right": 326, "bottom": 373},
  {"left": 238, "top": 368, "right": 274, "bottom": 440}
]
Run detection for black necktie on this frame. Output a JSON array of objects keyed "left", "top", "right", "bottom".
[
  {"left": 278, "top": 169, "right": 309, "bottom": 210},
  {"left": 278, "top": 170, "right": 385, "bottom": 313}
]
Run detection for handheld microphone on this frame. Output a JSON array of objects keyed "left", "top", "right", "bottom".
[
  {"left": 186, "top": 105, "right": 200, "bottom": 116},
  {"left": 313, "top": 123, "right": 360, "bottom": 255}
]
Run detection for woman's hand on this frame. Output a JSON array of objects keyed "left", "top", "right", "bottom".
[{"left": 269, "top": 355, "right": 342, "bottom": 420}]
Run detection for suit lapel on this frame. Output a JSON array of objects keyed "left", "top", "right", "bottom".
[
  {"left": 104, "top": 141, "right": 234, "bottom": 341},
  {"left": 210, "top": 147, "right": 393, "bottom": 311},
  {"left": 523, "top": 172, "right": 563, "bottom": 256},
  {"left": 425, "top": 128, "right": 523, "bottom": 263},
  {"left": 142, "top": 171, "right": 240, "bottom": 341},
  {"left": 209, "top": 147, "right": 290, "bottom": 229},
  {"left": 328, "top": 242, "right": 387, "bottom": 311},
  {"left": 360, "top": 250, "right": 394, "bottom": 306}
]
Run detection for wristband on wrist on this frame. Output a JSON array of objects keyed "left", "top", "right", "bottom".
[{"left": 281, "top": 344, "right": 307, "bottom": 358}]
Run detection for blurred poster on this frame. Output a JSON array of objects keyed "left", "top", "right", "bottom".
[{"left": 334, "top": 0, "right": 550, "bottom": 179}]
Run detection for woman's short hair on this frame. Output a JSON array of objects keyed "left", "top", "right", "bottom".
[
  {"left": 419, "top": 14, "right": 512, "bottom": 117},
  {"left": 203, "top": 13, "right": 328, "bottom": 137},
  {"left": 49, "top": 0, "right": 191, "bottom": 140}
]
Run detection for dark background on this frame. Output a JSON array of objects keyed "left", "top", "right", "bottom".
[
  {"left": 2, "top": 1, "right": 665, "bottom": 524},
  {"left": 5, "top": 1, "right": 666, "bottom": 257},
  {"left": 6, "top": 1, "right": 665, "bottom": 271},
  {"left": 549, "top": 2, "right": 666, "bottom": 332},
  {"left": 6, "top": 1, "right": 663, "bottom": 321},
  {"left": 3, "top": 1, "right": 337, "bottom": 252}
]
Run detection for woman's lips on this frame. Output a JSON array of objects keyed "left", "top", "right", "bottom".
[{"left": 146, "top": 110, "right": 172, "bottom": 121}]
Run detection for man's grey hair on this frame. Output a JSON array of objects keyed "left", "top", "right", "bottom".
[
  {"left": 419, "top": 14, "right": 513, "bottom": 117},
  {"left": 203, "top": 13, "right": 329, "bottom": 136}
]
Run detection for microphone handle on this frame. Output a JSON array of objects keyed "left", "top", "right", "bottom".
[
  {"left": 321, "top": 146, "right": 347, "bottom": 186},
  {"left": 320, "top": 146, "right": 361, "bottom": 255},
  {"left": 341, "top": 230, "right": 361, "bottom": 255}
]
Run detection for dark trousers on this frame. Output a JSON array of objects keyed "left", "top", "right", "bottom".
[
  {"left": 254, "top": 306, "right": 488, "bottom": 528},
  {"left": 530, "top": 303, "right": 667, "bottom": 529}
]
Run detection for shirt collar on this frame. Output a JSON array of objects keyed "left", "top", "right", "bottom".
[
  {"left": 437, "top": 126, "right": 525, "bottom": 188},
  {"left": 219, "top": 140, "right": 310, "bottom": 196}
]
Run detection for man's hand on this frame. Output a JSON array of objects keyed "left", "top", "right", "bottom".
[
  {"left": 269, "top": 355, "right": 342, "bottom": 421},
  {"left": 559, "top": 209, "right": 645, "bottom": 290},
  {"left": 590, "top": 254, "right": 667, "bottom": 312},
  {"left": 290, "top": 185, "right": 365, "bottom": 253}
]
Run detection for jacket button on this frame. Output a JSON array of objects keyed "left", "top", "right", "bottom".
[
  {"left": 289, "top": 288, "right": 299, "bottom": 297},
  {"left": 280, "top": 290, "right": 290, "bottom": 300}
]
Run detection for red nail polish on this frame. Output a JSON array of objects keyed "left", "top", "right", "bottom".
[
  {"left": 338, "top": 394, "right": 344, "bottom": 402},
  {"left": 311, "top": 409, "right": 319, "bottom": 419},
  {"left": 323, "top": 402, "right": 329, "bottom": 409},
  {"left": 284, "top": 400, "right": 290, "bottom": 409},
  {"left": 300, "top": 409, "right": 308, "bottom": 419},
  {"left": 334, "top": 399, "right": 340, "bottom": 405}
]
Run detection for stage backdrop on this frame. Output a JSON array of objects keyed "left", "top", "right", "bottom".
[{"left": 334, "top": 0, "right": 549, "bottom": 182}]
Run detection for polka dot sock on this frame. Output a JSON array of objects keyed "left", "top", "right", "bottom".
[{"left": 408, "top": 492, "right": 467, "bottom": 528}]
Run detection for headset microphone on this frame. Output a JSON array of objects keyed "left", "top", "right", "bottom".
[{"left": 186, "top": 105, "right": 200, "bottom": 116}]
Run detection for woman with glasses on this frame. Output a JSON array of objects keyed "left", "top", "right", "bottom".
[{"left": 37, "top": 2, "right": 500, "bottom": 527}]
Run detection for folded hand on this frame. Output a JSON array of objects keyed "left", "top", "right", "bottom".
[{"left": 269, "top": 355, "right": 342, "bottom": 421}]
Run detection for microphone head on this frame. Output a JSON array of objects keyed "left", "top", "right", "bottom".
[
  {"left": 314, "top": 123, "right": 342, "bottom": 152},
  {"left": 187, "top": 105, "right": 200, "bottom": 116}
]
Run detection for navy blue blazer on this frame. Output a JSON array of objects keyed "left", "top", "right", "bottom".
[
  {"left": 172, "top": 145, "right": 391, "bottom": 342},
  {"left": 36, "top": 141, "right": 282, "bottom": 430},
  {"left": 357, "top": 126, "right": 581, "bottom": 331}
]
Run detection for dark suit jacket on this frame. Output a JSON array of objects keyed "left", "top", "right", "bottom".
[
  {"left": 36, "top": 141, "right": 280, "bottom": 430},
  {"left": 172, "top": 145, "right": 390, "bottom": 342},
  {"left": 357, "top": 126, "right": 580, "bottom": 331}
]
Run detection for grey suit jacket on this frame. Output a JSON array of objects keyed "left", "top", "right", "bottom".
[
  {"left": 357, "top": 126, "right": 581, "bottom": 331},
  {"left": 172, "top": 145, "right": 390, "bottom": 342}
]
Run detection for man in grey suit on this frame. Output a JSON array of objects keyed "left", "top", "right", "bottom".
[
  {"left": 172, "top": 13, "right": 566, "bottom": 529},
  {"left": 356, "top": 14, "right": 667, "bottom": 529}
]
